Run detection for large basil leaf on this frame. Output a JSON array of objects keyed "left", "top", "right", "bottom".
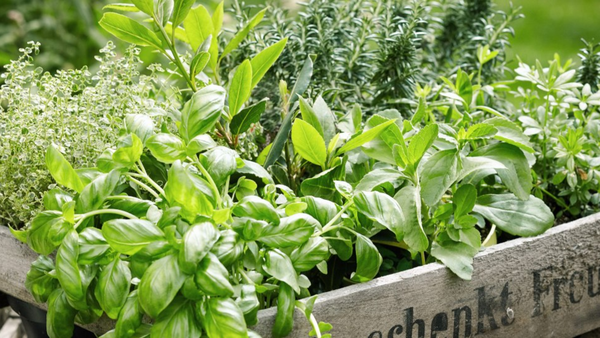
[
  {"left": 195, "top": 253, "right": 234, "bottom": 297},
  {"left": 351, "top": 234, "right": 382, "bottom": 282},
  {"left": 273, "top": 282, "right": 295, "bottom": 338},
  {"left": 103, "top": 219, "right": 165, "bottom": 255},
  {"left": 394, "top": 185, "right": 428, "bottom": 253},
  {"left": 55, "top": 230, "right": 87, "bottom": 310},
  {"left": 233, "top": 196, "right": 279, "bottom": 224},
  {"left": 113, "top": 134, "right": 143, "bottom": 167},
  {"left": 290, "top": 237, "right": 330, "bottom": 272},
  {"left": 179, "top": 222, "right": 219, "bottom": 274},
  {"left": 43, "top": 188, "right": 73, "bottom": 211},
  {"left": 453, "top": 184, "right": 477, "bottom": 218},
  {"left": 210, "top": 230, "right": 243, "bottom": 267},
  {"left": 139, "top": 254, "right": 186, "bottom": 318},
  {"left": 473, "top": 194, "right": 554, "bottom": 236},
  {"left": 46, "top": 289, "right": 77, "bottom": 338},
  {"left": 263, "top": 249, "right": 300, "bottom": 293},
  {"left": 354, "top": 191, "right": 405, "bottom": 240},
  {"left": 420, "top": 149, "right": 459, "bottom": 206},
  {"left": 125, "top": 114, "right": 154, "bottom": 145},
  {"left": 25, "top": 256, "right": 59, "bottom": 303},
  {"left": 471, "top": 143, "right": 532, "bottom": 200},
  {"left": 146, "top": 133, "right": 187, "bottom": 164},
  {"left": 115, "top": 290, "right": 143, "bottom": 338},
  {"left": 202, "top": 298, "right": 248, "bottom": 338},
  {"left": 302, "top": 196, "right": 338, "bottom": 227},
  {"left": 76, "top": 170, "right": 121, "bottom": 214},
  {"left": 164, "top": 160, "right": 215, "bottom": 221},
  {"left": 45, "top": 144, "right": 84, "bottom": 193},
  {"left": 236, "top": 284, "right": 260, "bottom": 326},
  {"left": 96, "top": 257, "right": 131, "bottom": 319},
  {"left": 27, "top": 211, "right": 71, "bottom": 255},
  {"left": 180, "top": 85, "right": 225, "bottom": 142},
  {"left": 355, "top": 168, "right": 404, "bottom": 192},
  {"left": 300, "top": 166, "right": 339, "bottom": 200},
  {"left": 151, "top": 296, "right": 202, "bottom": 338},
  {"left": 201, "top": 146, "right": 239, "bottom": 186},
  {"left": 257, "top": 214, "right": 318, "bottom": 248}
]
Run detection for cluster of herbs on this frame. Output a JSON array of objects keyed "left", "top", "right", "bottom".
[
  {"left": 0, "top": 41, "right": 176, "bottom": 227},
  {"left": 224, "top": 0, "right": 520, "bottom": 134},
  {"left": 9, "top": 0, "right": 600, "bottom": 338}
]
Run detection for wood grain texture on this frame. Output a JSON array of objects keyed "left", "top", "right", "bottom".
[{"left": 0, "top": 214, "right": 599, "bottom": 337}]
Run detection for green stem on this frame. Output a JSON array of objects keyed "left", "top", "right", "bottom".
[
  {"left": 134, "top": 161, "right": 166, "bottom": 196},
  {"left": 74, "top": 209, "right": 138, "bottom": 229},
  {"left": 481, "top": 224, "right": 496, "bottom": 247},
  {"left": 154, "top": 17, "right": 197, "bottom": 92},
  {"left": 314, "top": 202, "right": 353, "bottom": 236},
  {"left": 126, "top": 175, "right": 160, "bottom": 199},
  {"left": 190, "top": 156, "right": 222, "bottom": 208}
]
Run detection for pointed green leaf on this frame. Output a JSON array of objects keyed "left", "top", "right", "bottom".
[
  {"left": 96, "top": 257, "right": 131, "bottom": 319},
  {"left": 184, "top": 5, "right": 213, "bottom": 51},
  {"left": 46, "top": 144, "right": 84, "bottom": 193},
  {"left": 221, "top": 8, "right": 268, "bottom": 60},
  {"left": 99, "top": 13, "right": 162, "bottom": 48},
  {"left": 250, "top": 38, "right": 288, "bottom": 88},
  {"left": 337, "top": 119, "right": 396, "bottom": 155},
  {"left": 139, "top": 254, "right": 186, "bottom": 318},
  {"left": 103, "top": 219, "right": 165, "bottom": 255},
  {"left": 230, "top": 100, "right": 266, "bottom": 136},
  {"left": 292, "top": 119, "right": 327, "bottom": 167},
  {"left": 351, "top": 234, "right": 382, "bottom": 282},
  {"left": 180, "top": 84, "right": 225, "bottom": 142},
  {"left": 229, "top": 60, "right": 253, "bottom": 117}
]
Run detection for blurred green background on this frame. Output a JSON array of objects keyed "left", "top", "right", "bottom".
[{"left": 0, "top": 0, "right": 598, "bottom": 71}]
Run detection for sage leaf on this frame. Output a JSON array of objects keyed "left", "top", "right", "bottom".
[{"left": 420, "top": 149, "right": 459, "bottom": 206}]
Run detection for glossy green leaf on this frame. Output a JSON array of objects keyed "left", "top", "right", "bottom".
[
  {"left": 292, "top": 119, "right": 327, "bottom": 167},
  {"left": 46, "top": 144, "right": 84, "bottom": 193},
  {"left": 151, "top": 296, "right": 202, "bottom": 337},
  {"left": 221, "top": 8, "right": 267, "bottom": 59},
  {"left": 78, "top": 227, "right": 110, "bottom": 264},
  {"left": 96, "top": 257, "right": 131, "bottom": 319},
  {"left": 302, "top": 196, "right": 338, "bottom": 227},
  {"left": 201, "top": 146, "right": 238, "bottom": 187},
  {"left": 354, "top": 191, "right": 405, "bottom": 240},
  {"left": 230, "top": 100, "right": 267, "bottom": 136},
  {"left": 76, "top": 170, "right": 121, "bottom": 214},
  {"left": 420, "top": 149, "right": 459, "bottom": 206},
  {"left": 337, "top": 119, "right": 396, "bottom": 155},
  {"left": 473, "top": 194, "right": 554, "bottom": 236},
  {"left": 250, "top": 38, "right": 288, "bottom": 88},
  {"left": 257, "top": 213, "right": 318, "bottom": 248},
  {"left": 171, "top": 0, "right": 194, "bottom": 28},
  {"left": 103, "top": 219, "right": 165, "bottom": 255},
  {"left": 300, "top": 166, "right": 337, "bottom": 200},
  {"left": 453, "top": 184, "right": 477, "bottom": 218},
  {"left": 202, "top": 298, "right": 248, "bottom": 338},
  {"left": 131, "top": 0, "right": 152, "bottom": 15},
  {"left": 229, "top": 60, "right": 253, "bottom": 117},
  {"left": 236, "top": 284, "right": 260, "bottom": 326},
  {"left": 210, "top": 230, "right": 243, "bottom": 267},
  {"left": 139, "top": 254, "right": 186, "bottom": 318},
  {"left": 351, "top": 234, "right": 382, "bottom": 282},
  {"left": 146, "top": 133, "right": 187, "bottom": 164},
  {"left": 115, "top": 290, "right": 143, "bottom": 338},
  {"left": 233, "top": 196, "right": 279, "bottom": 224},
  {"left": 355, "top": 168, "right": 405, "bottom": 192},
  {"left": 408, "top": 124, "right": 439, "bottom": 165},
  {"left": 195, "top": 253, "right": 234, "bottom": 297},
  {"left": 55, "top": 230, "right": 87, "bottom": 310},
  {"left": 273, "top": 282, "right": 295, "bottom": 338},
  {"left": 154, "top": 0, "right": 174, "bottom": 26},
  {"left": 27, "top": 211, "right": 71, "bottom": 255},
  {"left": 113, "top": 134, "right": 143, "bottom": 167},
  {"left": 263, "top": 249, "right": 299, "bottom": 293},
  {"left": 183, "top": 5, "right": 213, "bottom": 51},
  {"left": 125, "top": 114, "right": 154, "bottom": 144},
  {"left": 164, "top": 160, "right": 215, "bottom": 221},
  {"left": 179, "top": 222, "right": 219, "bottom": 274},
  {"left": 42, "top": 188, "right": 73, "bottom": 211},
  {"left": 394, "top": 185, "right": 428, "bottom": 253},
  {"left": 189, "top": 51, "right": 210, "bottom": 79},
  {"left": 299, "top": 97, "right": 324, "bottom": 136},
  {"left": 99, "top": 13, "right": 162, "bottom": 48},
  {"left": 180, "top": 85, "right": 226, "bottom": 142},
  {"left": 25, "top": 256, "right": 59, "bottom": 303},
  {"left": 46, "top": 289, "right": 77, "bottom": 338},
  {"left": 103, "top": 3, "right": 140, "bottom": 12},
  {"left": 290, "top": 237, "right": 330, "bottom": 272},
  {"left": 471, "top": 143, "right": 532, "bottom": 200},
  {"left": 186, "top": 134, "right": 217, "bottom": 156}
]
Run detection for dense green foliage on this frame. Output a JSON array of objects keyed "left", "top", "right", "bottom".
[{"left": 3, "top": 0, "right": 600, "bottom": 338}]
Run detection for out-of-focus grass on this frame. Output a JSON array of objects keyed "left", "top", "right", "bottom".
[{"left": 497, "top": 0, "right": 600, "bottom": 65}]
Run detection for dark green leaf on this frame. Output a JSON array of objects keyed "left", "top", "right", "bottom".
[
  {"left": 179, "top": 222, "right": 218, "bottom": 274},
  {"left": 139, "top": 254, "right": 186, "bottom": 318},
  {"left": 46, "top": 289, "right": 77, "bottom": 338},
  {"left": 115, "top": 290, "right": 143, "bottom": 338},
  {"left": 288, "top": 55, "right": 315, "bottom": 105},
  {"left": 351, "top": 234, "right": 382, "bottom": 282},
  {"left": 151, "top": 296, "right": 202, "bottom": 337},
  {"left": 229, "top": 60, "right": 253, "bottom": 117},
  {"left": 195, "top": 253, "right": 234, "bottom": 297},
  {"left": 273, "top": 282, "right": 295, "bottom": 338},
  {"left": 230, "top": 100, "right": 266, "bottom": 136},
  {"left": 300, "top": 166, "right": 337, "bottom": 200},
  {"left": 290, "top": 237, "right": 330, "bottom": 272},
  {"left": 453, "top": 184, "right": 477, "bottom": 218}
]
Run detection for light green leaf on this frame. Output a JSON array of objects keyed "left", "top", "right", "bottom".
[
  {"left": 299, "top": 97, "right": 324, "bottom": 137},
  {"left": 431, "top": 239, "right": 478, "bottom": 280},
  {"left": 99, "top": 13, "right": 162, "bottom": 48},
  {"left": 394, "top": 185, "right": 428, "bottom": 253},
  {"left": 300, "top": 166, "right": 338, "bottom": 200},
  {"left": 55, "top": 230, "right": 87, "bottom": 310},
  {"left": 152, "top": 296, "right": 202, "bottom": 337},
  {"left": 257, "top": 214, "right": 318, "bottom": 248},
  {"left": 139, "top": 254, "right": 186, "bottom": 318},
  {"left": 229, "top": 60, "right": 253, "bottom": 117},
  {"left": 25, "top": 256, "right": 59, "bottom": 303},
  {"left": 183, "top": 5, "right": 213, "bottom": 51},
  {"left": 76, "top": 170, "right": 121, "bottom": 214},
  {"left": 46, "top": 144, "right": 84, "bottom": 193},
  {"left": 250, "top": 38, "right": 288, "bottom": 88},
  {"left": 355, "top": 168, "right": 404, "bottom": 192},
  {"left": 146, "top": 133, "right": 187, "bottom": 164},
  {"left": 453, "top": 184, "right": 477, "bottom": 218},
  {"left": 221, "top": 8, "right": 267, "bottom": 60},
  {"left": 233, "top": 196, "right": 279, "bottom": 224},
  {"left": 292, "top": 119, "right": 327, "bottom": 167},
  {"left": 273, "top": 282, "right": 295, "bottom": 338},
  {"left": 103, "top": 3, "right": 140, "bottom": 12},
  {"left": 189, "top": 51, "right": 210, "bottom": 79},
  {"left": 202, "top": 298, "right": 248, "bottom": 338},
  {"left": 485, "top": 117, "right": 535, "bottom": 153},
  {"left": 131, "top": 0, "right": 153, "bottom": 15},
  {"left": 354, "top": 191, "right": 405, "bottom": 241},
  {"left": 201, "top": 146, "right": 239, "bottom": 186},
  {"left": 171, "top": 0, "right": 195, "bottom": 28},
  {"left": 408, "top": 124, "right": 438, "bottom": 165},
  {"left": 164, "top": 161, "right": 215, "bottom": 221},
  {"left": 96, "top": 257, "right": 131, "bottom": 319},
  {"left": 180, "top": 85, "right": 225, "bottom": 142},
  {"left": 230, "top": 100, "right": 266, "bottom": 136},
  {"left": 113, "top": 134, "right": 143, "bottom": 167},
  {"left": 351, "top": 234, "right": 382, "bottom": 282},
  {"left": 125, "top": 114, "right": 154, "bottom": 144},
  {"left": 179, "top": 222, "right": 219, "bottom": 274},
  {"left": 27, "top": 211, "right": 71, "bottom": 255},
  {"left": 420, "top": 149, "right": 458, "bottom": 206},
  {"left": 463, "top": 123, "right": 497, "bottom": 140},
  {"left": 195, "top": 253, "right": 234, "bottom": 297},
  {"left": 103, "top": 219, "right": 165, "bottom": 255},
  {"left": 312, "top": 96, "right": 336, "bottom": 144},
  {"left": 473, "top": 194, "right": 554, "bottom": 236},
  {"left": 337, "top": 119, "right": 397, "bottom": 155},
  {"left": 263, "top": 249, "right": 299, "bottom": 293},
  {"left": 290, "top": 237, "right": 330, "bottom": 272}
]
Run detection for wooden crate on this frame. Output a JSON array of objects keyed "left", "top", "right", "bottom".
[{"left": 1, "top": 213, "right": 599, "bottom": 337}]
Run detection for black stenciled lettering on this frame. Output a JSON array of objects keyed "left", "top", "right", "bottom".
[
  {"left": 500, "top": 282, "right": 515, "bottom": 326},
  {"left": 532, "top": 266, "right": 552, "bottom": 317},
  {"left": 475, "top": 286, "right": 499, "bottom": 334},
  {"left": 452, "top": 306, "right": 472, "bottom": 338},
  {"left": 431, "top": 312, "right": 447, "bottom": 338},
  {"left": 387, "top": 325, "right": 403, "bottom": 338},
  {"left": 588, "top": 265, "right": 600, "bottom": 297},
  {"left": 569, "top": 271, "right": 584, "bottom": 304},
  {"left": 368, "top": 331, "right": 383, "bottom": 338},
  {"left": 552, "top": 277, "right": 567, "bottom": 311},
  {"left": 405, "top": 307, "right": 425, "bottom": 338}
]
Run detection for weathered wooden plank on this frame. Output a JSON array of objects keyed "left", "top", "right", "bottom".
[
  {"left": 254, "top": 214, "right": 600, "bottom": 338},
  {"left": 1, "top": 213, "right": 600, "bottom": 337}
]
